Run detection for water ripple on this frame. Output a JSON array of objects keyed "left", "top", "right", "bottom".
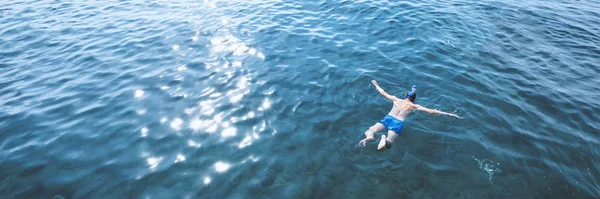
[{"left": 1, "top": 0, "right": 600, "bottom": 198}]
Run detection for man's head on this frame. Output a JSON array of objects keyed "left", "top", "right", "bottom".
[{"left": 403, "top": 85, "right": 417, "bottom": 102}]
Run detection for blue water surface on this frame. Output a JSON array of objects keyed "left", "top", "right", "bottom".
[{"left": 1, "top": 0, "right": 600, "bottom": 198}]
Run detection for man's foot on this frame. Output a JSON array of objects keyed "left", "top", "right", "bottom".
[
  {"left": 377, "top": 135, "right": 387, "bottom": 150},
  {"left": 358, "top": 137, "right": 374, "bottom": 147}
]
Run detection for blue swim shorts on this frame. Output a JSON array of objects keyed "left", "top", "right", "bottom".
[{"left": 379, "top": 115, "right": 404, "bottom": 134}]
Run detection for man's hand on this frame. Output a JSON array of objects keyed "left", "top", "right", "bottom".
[
  {"left": 415, "top": 104, "right": 462, "bottom": 119},
  {"left": 371, "top": 80, "right": 379, "bottom": 87},
  {"left": 448, "top": 113, "right": 461, "bottom": 119},
  {"left": 371, "top": 80, "right": 397, "bottom": 101}
]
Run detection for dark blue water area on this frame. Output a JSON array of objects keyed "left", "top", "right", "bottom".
[{"left": 1, "top": 0, "right": 600, "bottom": 198}]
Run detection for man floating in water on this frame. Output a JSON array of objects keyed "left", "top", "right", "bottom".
[{"left": 359, "top": 80, "right": 461, "bottom": 150}]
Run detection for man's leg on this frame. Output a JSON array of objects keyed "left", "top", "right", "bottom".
[
  {"left": 377, "top": 130, "right": 399, "bottom": 150},
  {"left": 359, "top": 123, "right": 385, "bottom": 147}
]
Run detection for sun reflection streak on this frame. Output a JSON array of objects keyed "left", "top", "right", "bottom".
[
  {"left": 209, "top": 92, "right": 221, "bottom": 98},
  {"left": 229, "top": 93, "right": 243, "bottom": 103},
  {"left": 238, "top": 135, "right": 252, "bottom": 148},
  {"left": 170, "top": 17, "right": 269, "bottom": 148},
  {"left": 136, "top": 109, "right": 147, "bottom": 115},
  {"left": 221, "top": 127, "right": 237, "bottom": 138},
  {"left": 256, "top": 52, "right": 265, "bottom": 60},
  {"left": 214, "top": 161, "right": 231, "bottom": 173},
  {"left": 134, "top": 89, "right": 145, "bottom": 98},
  {"left": 177, "top": 64, "right": 187, "bottom": 71},
  {"left": 189, "top": 118, "right": 204, "bottom": 132},
  {"left": 188, "top": 139, "right": 201, "bottom": 148},
  {"left": 238, "top": 76, "right": 249, "bottom": 88},
  {"left": 258, "top": 120, "right": 266, "bottom": 132},
  {"left": 205, "top": 107, "right": 215, "bottom": 116},
  {"left": 207, "top": 124, "right": 218, "bottom": 133},
  {"left": 184, "top": 108, "right": 195, "bottom": 115},
  {"left": 248, "top": 155, "right": 260, "bottom": 162},
  {"left": 198, "top": 100, "right": 216, "bottom": 116},
  {"left": 232, "top": 61, "right": 242, "bottom": 67},
  {"left": 259, "top": 98, "right": 271, "bottom": 111},
  {"left": 175, "top": 154, "right": 186, "bottom": 163},
  {"left": 170, "top": 118, "right": 183, "bottom": 131},
  {"left": 240, "top": 155, "right": 261, "bottom": 164},
  {"left": 264, "top": 88, "right": 275, "bottom": 95},
  {"left": 203, "top": 176, "right": 211, "bottom": 185},
  {"left": 147, "top": 157, "right": 163, "bottom": 170},
  {"left": 209, "top": 34, "right": 265, "bottom": 60},
  {"left": 141, "top": 127, "right": 148, "bottom": 137}
]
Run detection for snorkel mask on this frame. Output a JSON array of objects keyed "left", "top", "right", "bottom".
[{"left": 404, "top": 85, "right": 417, "bottom": 102}]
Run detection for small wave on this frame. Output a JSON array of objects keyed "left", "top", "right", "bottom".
[{"left": 473, "top": 156, "right": 502, "bottom": 188}]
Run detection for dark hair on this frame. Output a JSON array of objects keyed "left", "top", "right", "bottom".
[{"left": 404, "top": 92, "right": 417, "bottom": 102}]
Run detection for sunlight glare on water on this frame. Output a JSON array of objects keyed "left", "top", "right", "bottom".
[
  {"left": 175, "top": 154, "right": 186, "bottom": 163},
  {"left": 134, "top": 90, "right": 145, "bottom": 98},
  {"left": 214, "top": 162, "right": 231, "bottom": 173},
  {"left": 147, "top": 157, "right": 163, "bottom": 170},
  {"left": 170, "top": 118, "right": 183, "bottom": 131},
  {"left": 189, "top": 118, "right": 204, "bottom": 132},
  {"left": 203, "top": 177, "right": 212, "bottom": 185},
  {"left": 1, "top": 0, "right": 599, "bottom": 198}
]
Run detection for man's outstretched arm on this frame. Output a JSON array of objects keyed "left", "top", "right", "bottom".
[
  {"left": 414, "top": 104, "right": 461, "bottom": 119},
  {"left": 371, "top": 80, "right": 399, "bottom": 101}
]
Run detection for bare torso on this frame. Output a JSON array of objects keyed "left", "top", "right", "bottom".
[{"left": 387, "top": 99, "right": 415, "bottom": 121}]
